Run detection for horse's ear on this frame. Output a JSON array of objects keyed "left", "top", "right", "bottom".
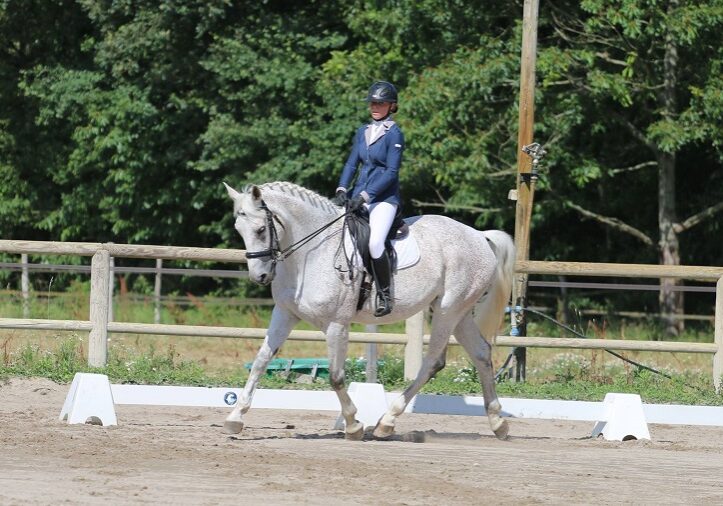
[
  {"left": 251, "top": 185, "right": 262, "bottom": 202},
  {"left": 223, "top": 182, "right": 241, "bottom": 201}
]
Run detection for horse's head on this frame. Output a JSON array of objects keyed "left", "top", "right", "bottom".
[{"left": 224, "top": 182, "right": 282, "bottom": 285}]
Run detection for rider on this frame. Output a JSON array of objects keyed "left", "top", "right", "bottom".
[{"left": 331, "top": 80, "right": 404, "bottom": 317}]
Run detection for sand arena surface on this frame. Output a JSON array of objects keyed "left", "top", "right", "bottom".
[{"left": 1, "top": 377, "right": 723, "bottom": 505}]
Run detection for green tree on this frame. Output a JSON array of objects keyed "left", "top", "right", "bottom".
[
  {"left": 536, "top": 0, "right": 723, "bottom": 334},
  {"left": 0, "top": 0, "right": 93, "bottom": 240},
  {"left": 2, "top": 0, "right": 721, "bottom": 322}
]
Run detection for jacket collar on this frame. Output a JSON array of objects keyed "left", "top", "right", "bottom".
[{"left": 365, "top": 119, "right": 395, "bottom": 146}]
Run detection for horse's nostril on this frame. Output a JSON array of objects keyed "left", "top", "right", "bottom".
[{"left": 258, "top": 273, "right": 267, "bottom": 283}]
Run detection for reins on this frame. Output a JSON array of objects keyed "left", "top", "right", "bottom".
[
  {"left": 245, "top": 200, "right": 350, "bottom": 266},
  {"left": 278, "top": 211, "right": 349, "bottom": 260}
]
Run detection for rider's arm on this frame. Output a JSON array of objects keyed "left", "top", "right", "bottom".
[{"left": 337, "top": 128, "right": 363, "bottom": 192}]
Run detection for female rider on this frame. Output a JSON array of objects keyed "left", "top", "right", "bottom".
[{"left": 331, "top": 81, "right": 404, "bottom": 317}]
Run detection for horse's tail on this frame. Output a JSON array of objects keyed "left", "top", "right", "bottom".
[{"left": 475, "top": 230, "right": 516, "bottom": 342}]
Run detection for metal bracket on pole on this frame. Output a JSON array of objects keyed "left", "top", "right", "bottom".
[{"left": 519, "top": 142, "right": 546, "bottom": 184}]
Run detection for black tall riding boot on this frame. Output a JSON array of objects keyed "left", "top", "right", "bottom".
[{"left": 371, "top": 250, "right": 393, "bottom": 317}]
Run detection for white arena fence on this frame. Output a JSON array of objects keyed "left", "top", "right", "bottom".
[{"left": 0, "top": 240, "right": 721, "bottom": 391}]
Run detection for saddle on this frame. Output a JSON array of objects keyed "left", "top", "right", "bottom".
[
  {"left": 344, "top": 207, "right": 412, "bottom": 310},
  {"left": 346, "top": 206, "right": 407, "bottom": 271}
]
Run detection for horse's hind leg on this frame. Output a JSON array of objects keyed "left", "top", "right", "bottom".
[
  {"left": 373, "top": 315, "right": 451, "bottom": 439},
  {"left": 454, "top": 313, "right": 509, "bottom": 440},
  {"left": 325, "top": 321, "right": 365, "bottom": 440},
  {"left": 223, "top": 306, "right": 299, "bottom": 435}
]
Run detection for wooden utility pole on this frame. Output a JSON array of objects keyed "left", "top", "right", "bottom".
[{"left": 510, "top": 0, "right": 541, "bottom": 381}]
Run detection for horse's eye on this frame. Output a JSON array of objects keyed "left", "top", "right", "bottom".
[{"left": 257, "top": 226, "right": 266, "bottom": 235}]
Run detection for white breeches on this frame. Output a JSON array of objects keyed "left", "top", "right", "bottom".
[{"left": 367, "top": 201, "right": 397, "bottom": 259}]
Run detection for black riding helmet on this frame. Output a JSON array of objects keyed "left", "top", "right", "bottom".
[{"left": 364, "top": 81, "right": 398, "bottom": 103}]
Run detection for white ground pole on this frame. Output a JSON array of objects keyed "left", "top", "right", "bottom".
[{"left": 61, "top": 373, "right": 723, "bottom": 441}]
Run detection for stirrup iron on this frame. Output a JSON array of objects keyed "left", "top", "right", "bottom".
[{"left": 375, "top": 291, "right": 392, "bottom": 317}]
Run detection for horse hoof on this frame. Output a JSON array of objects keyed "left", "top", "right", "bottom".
[
  {"left": 345, "top": 421, "right": 364, "bottom": 441},
  {"left": 372, "top": 421, "right": 395, "bottom": 439},
  {"left": 493, "top": 419, "right": 509, "bottom": 440},
  {"left": 223, "top": 420, "right": 245, "bottom": 435}
]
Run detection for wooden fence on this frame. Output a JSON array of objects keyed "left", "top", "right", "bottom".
[
  {"left": 4, "top": 259, "right": 717, "bottom": 323},
  {"left": 1, "top": 239, "right": 721, "bottom": 390}
]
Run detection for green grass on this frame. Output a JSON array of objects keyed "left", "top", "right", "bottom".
[
  {"left": 1, "top": 288, "right": 721, "bottom": 405},
  {"left": 2, "top": 336, "right": 721, "bottom": 406}
]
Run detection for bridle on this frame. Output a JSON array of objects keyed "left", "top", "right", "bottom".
[
  {"left": 244, "top": 200, "right": 349, "bottom": 273},
  {"left": 244, "top": 201, "right": 282, "bottom": 263}
]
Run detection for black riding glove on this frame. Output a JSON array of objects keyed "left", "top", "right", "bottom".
[
  {"left": 347, "top": 195, "right": 366, "bottom": 212},
  {"left": 331, "top": 189, "right": 348, "bottom": 206}
]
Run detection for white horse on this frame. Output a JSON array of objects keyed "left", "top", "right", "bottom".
[{"left": 223, "top": 181, "right": 515, "bottom": 440}]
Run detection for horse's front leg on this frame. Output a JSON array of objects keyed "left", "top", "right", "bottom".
[
  {"left": 223, "top": 306, "right": 299, "bottom": 435},
  {"left": 325, "top": 321, "right": 364, "bottom": 440}
]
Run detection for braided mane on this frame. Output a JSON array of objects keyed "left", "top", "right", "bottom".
[{"left": 250, "top": 181, "right": 338, "bottom": 215}]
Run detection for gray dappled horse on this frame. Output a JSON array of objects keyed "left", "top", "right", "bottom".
[{"left": 223, "top": 181, "right": 515, "bottom": 440}]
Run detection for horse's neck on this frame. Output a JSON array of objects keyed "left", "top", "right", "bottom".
[
  {"left": 264, "top": 189, "right": 339, "bottom": 245},
  {"left": 264, "top": 190, "right": 340, "bottom": 285}
]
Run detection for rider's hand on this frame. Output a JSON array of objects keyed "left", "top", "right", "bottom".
[
  {"left": 347, "top": 195, "right": 366, "bottom": 212},
  {"left": 330, "top": 189, "right": 347, "bottom": 206}
]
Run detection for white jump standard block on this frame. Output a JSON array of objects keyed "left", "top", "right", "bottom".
[
  {"left": 591, "top": 393, "right": 650, "bottom": 441},
  {"left": 59, "top": 373, "right": 117, "bottom": 426}
]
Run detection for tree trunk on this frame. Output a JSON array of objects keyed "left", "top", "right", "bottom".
[
  {"left": 658, "top": 0, "right": 683, "bottom": 337},
  {"left": 658, "top": 150, "right": 683, "bottom": 336}
]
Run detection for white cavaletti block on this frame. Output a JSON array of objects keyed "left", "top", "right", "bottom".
[
  {"left": 59, "top": 372, "right": 117, "bottom": 426},
  {"left": 591, "top": 393, "right": 650, "bottom": 441}
]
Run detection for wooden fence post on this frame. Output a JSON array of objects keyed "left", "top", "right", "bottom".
[
  {"left": 21, "top": 253, "right": 30, "bottom": 318},
  {"left": 154, "top": 258, "right": 162, "bottom": 324},
  {"left": 404, "top": 311, "right": 424, "bottom": 380},
  {"left": 714, "top": 276, "right": 722, "bottom": 393},
  {"left": 89, "top": 249, "right": 110, "bottom": 367},
  {"left": 108, "top": 256, "right": 114, "bottom": 322}
]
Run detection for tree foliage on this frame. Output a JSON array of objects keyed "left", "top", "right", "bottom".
[{"left": 1, "top": 0, "right": 721, "bottom": 306}]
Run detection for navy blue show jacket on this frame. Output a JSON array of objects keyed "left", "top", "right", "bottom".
[{"left": 338, "top": 120, "right": 404, "bottom": 206}]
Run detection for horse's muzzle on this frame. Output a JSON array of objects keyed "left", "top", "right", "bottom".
[{"left": 254, "top": 271, "right": 274, "bottom": 285}]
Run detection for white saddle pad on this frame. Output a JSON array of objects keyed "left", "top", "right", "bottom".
[{"left": 390, "top": 231, "right": 420, "bottom": 270}]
